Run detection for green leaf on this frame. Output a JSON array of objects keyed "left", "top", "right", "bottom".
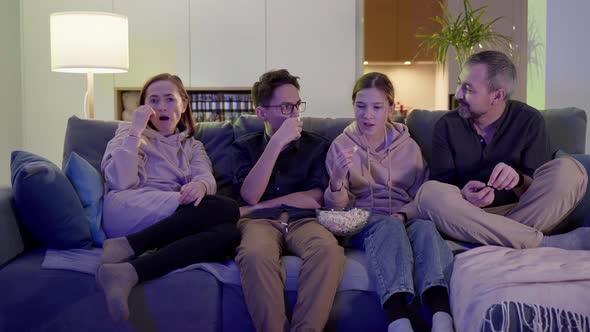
[{"left": 415, "top": 0, "right": 513, "bottom": 68}]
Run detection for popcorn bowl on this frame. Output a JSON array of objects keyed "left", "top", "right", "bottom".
[{"left": 316, "top": 208, "right": 370, "bottom": 236}]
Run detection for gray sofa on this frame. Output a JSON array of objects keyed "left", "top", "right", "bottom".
[{"left": 0, "top": 108, "right": 588, "bottom": 332}]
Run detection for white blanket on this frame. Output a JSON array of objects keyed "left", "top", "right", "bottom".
[
  {"left": 451, "top": 246, "right": 590, "bottom": 332},
  {"left": 42, "top": 248, "right": 375, "bottom": 292}
]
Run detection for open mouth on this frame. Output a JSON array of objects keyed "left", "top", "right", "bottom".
[{"left": 159, "top": 116, "right": 170, "bottom": 121}]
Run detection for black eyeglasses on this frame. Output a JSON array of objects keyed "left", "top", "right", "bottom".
[{"left": 262, "top": 101, "right": 306, "bottom": 115}]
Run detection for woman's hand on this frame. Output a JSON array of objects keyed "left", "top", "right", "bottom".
[
  {"left": 179, "top": 181, "right": 207, "bottom": 206},
  {"left": 130, "top": 105, "right": 156, "bottom": 134}
]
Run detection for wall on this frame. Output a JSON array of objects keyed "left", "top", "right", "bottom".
[
  {"left": 445, "top": 0, "right": 528, "bottom": 103},
  {"left": 526, "top": 0, "right": 546, "bottom": 110},
  {"left": 19, "top": 0, "right": 359, "bottom": 168},
  {"left": 20, "top": 0, "right": 116, "bottom": 169},
  {"left": 363, "top": 64, "right": 438, "bottom": 111},
  {"left": 545, "top": 0, "right": 590, "bottom": 152},
  {"left": 0, "top": 1, "right": 23, "bottom": 186}
]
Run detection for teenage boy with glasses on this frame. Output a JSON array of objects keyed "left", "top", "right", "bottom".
[{"left": 232, "top": 69, "right": 344, "bottom": 332}]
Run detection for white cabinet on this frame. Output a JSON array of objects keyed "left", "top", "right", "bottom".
[
  {"left": 113, "top": 0, "right": 191, "bottom": 87},
  {"left": 189, "top": 0, "right": 266, "bottom": 88},
  {"left": 266, "top": 0, "right": 358, "bottom": 118}
]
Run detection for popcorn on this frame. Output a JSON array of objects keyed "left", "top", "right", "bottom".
[{"left": 316, "top": 208, "right": 370, "bottom": 236}]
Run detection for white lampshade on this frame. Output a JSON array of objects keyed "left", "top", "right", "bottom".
[{"left": 50, "top": 11, "right": 129, "bottom": 73}]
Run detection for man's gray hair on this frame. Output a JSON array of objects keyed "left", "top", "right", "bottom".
[{"left": 465, "top": 51, "right": 516, "bottom": 99}]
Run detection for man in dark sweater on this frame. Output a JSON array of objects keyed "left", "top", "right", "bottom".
[{"left": 415, "top": 50, "right": 590, "bottom": 250}]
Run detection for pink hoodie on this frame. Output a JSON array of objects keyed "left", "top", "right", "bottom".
[
  {"left": 101, "top": 123, "right": 216, "bottom": 237},
  {"left": 324, "top": 121, "right": 428, "bottom": 218}
]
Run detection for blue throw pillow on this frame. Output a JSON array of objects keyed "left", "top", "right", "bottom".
[
  {"left": 10, "top": 151, "right": 92, "bottom": 249},
  {"left": 64, "top": 152, "right": 107, "bottom": 247}
]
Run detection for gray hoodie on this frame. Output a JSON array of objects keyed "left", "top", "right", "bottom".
[{"left": 324, "top": 121, "right": 428, "bottom": 218}]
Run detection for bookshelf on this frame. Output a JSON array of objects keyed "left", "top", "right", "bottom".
[{"left": 115, "top": 88, "right": 255, "bottom": 123}]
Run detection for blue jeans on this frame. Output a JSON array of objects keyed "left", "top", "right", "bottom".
[{"left": 347, "top": 214, "right": 454, "bottom": 306}]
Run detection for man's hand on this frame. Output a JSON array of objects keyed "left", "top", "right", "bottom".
[
  {"left": 130, "top": 105, "right": 156, "bottom": 134},
  {"left": 488, "top": 162, "right": 520, "bottom": 190},
  {"left": 179, "top": 181, "right": 207, "bottom": 206},
  {"left": 270, "top": 117, "right": 303, "bottom": 148},
  {"left": 329, "top": 146, "right": 356, "bottom": 191},
  {"left": 461, "top": 180, "right": 495, "bottom": 207}
]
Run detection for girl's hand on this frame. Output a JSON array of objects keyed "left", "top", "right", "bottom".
[
  {"left": 329, "top": 146, "right": 356, "bottom": 191},
  {"left": 179, "top": 181, "right": 207, "bottom": 206}
]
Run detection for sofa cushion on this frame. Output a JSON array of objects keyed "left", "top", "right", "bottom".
[
  {"left": 0, "top": 188, "right": 24, "bottom": 267},
  {"left": 543, "top": 107, "right": 587, "bottom": 156},
  {"left": 62, "top": 116, "right": 119, "bottom": 172},
  {"left": 10, "top": 151, "right": 92, "bottom": 249},
  {"left": 405, "top": 109, "right": 448, "bottom": 164},
  {"left": 194, "top": 121, "right": 235, "bottom": 197},
  {"left": 64, "top": 152, "right": 107, "bottom": 247},
  {"left": 406, "top": 108, "right": 587, "bottom": 165}
]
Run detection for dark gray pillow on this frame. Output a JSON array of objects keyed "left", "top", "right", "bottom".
[
  {"left": 62, "top": 116, "right": 119, "bottom": 172},
  {"left": 195, "top": 121, "right": 234, "bottom": 197},
  {"left": 541, "top": 107, "right": 587, "bottom": 156},
  {"left": 233, "top": 114, "right": 264, "bottom": 140},
  {"left": 0, "top": 188, "right": 24, "bottom": 267},
  {"left": 405, "top": 109, "right": 448, "bottom": 165}
]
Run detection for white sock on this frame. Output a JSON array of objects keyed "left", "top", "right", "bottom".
[
  {"left": 431, "top": 311, "right": 454, "bottom": 332},
  {"left": 388, "top": 318, "right": 414, "bottom": 332},
  {"left": 540, "top": 227, "right": 590, "bottom": 250}
]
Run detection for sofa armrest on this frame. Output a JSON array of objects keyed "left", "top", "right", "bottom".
[{"left": 0, "top": 187, "right": 25, "bottom": 267}]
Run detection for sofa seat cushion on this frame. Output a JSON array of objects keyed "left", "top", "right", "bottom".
[
  {"left": 43, "top": 247, "right": 376, "bottom": 292},
  {"left": 0, "top": 249, "right": 222, "bottom": 332}
]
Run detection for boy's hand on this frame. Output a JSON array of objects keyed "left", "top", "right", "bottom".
[{"left": 271, "top": 117, "right": 303, "bottom": 148}]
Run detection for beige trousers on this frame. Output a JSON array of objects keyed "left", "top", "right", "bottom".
[
  {"left": 415, "top": 157, "right": 588, "bottom": 249},
  {"left": 235, "top": 214, "right": 345, "bottom": 332}
]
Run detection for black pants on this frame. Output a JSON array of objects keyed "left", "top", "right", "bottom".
[{"left": 126, "top": 195, "right": 240, "bottom": 282}]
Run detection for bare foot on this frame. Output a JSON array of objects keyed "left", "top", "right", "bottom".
[
  {"left": 101, "top": 237, "right": 135, "bottom": 264},
  {"left": 96, "top": 263, "right": 138, "bottom": 322}
]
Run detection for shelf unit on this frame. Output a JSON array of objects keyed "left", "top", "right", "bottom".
[{"left": 115, "top": 87, "right": 255, "bottom": 123}]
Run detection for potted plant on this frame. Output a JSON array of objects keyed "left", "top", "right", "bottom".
[{"left": 416, "top": 0, "right": 513, "bottom": 69}]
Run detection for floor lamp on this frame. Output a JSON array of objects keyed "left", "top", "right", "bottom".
[{"left": 50, "top": 12, "right": 129, "bottom": 119}]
